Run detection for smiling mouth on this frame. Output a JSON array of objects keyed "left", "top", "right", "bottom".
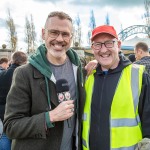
[
  {"left": 100, "top": 54, "right": 110, "bottom": 58},
  {"left": 51, "top": 40, "right": 66, "bottom": 46},
  {"left": 53, "top": 43, "right": 63, "bottom": 46}
]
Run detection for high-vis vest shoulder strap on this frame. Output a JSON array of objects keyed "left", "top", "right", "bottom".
[{"left": 82, "top": 64, "right": 145, "bottom": 150}]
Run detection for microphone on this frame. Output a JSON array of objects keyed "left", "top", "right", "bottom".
[
  {"left": 56, "top": 79, "right": 71, "bottom": 102},
  {"left": 56, "top": 79, "right": 72, "bottom": 128}
]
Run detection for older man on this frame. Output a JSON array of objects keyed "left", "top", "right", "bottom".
[{"left": 82, "top": 25, "right": 150, "bottom": 150}]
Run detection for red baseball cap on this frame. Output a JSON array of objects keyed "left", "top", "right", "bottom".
[{"left": 91, "top": 25, "right": 118, "bottom": 41}]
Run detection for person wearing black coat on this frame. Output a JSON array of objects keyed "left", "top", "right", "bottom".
[{"left": 0, "top": 51, "right": 27, "bottom": 150}]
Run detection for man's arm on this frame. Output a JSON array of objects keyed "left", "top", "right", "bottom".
[
  {"left": 139, "top": 71, "right": 150, "bottom": 138},
  {"left": 135, "top": 71, "right": 150, "bottom": 150}
]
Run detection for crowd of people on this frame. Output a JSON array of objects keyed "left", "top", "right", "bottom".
[
  {"left": 0, "top": 11, "right": 150, "bottom": 150},
  {"left": 0, "top": 51, "right": 27, "bottom": 150}
]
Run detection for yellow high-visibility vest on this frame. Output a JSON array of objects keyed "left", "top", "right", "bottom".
[{"left": 82, "top": 64, "right": 145, "bottom": 150}]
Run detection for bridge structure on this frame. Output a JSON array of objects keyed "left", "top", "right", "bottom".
[{"left": 118, "top": 25, "right": 150, "bottom": 41}]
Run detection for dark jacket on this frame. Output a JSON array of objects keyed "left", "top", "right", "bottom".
[
  {"left": 89, "top": 55, "right": 150, "bottom": 150},
  {"left": 134, "top": 56, "right": 150, "bottom": 74},
  {"left": 0, "top": 64, "right": 20, "bottom": 121},
  {"left": 3, "top": 45, "right": 85, "bottom": 150},
  {"left": 0, "top": 66, "right": 5, "bottom": 73}
]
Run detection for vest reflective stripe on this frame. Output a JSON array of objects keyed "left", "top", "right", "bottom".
[
  {"left": 131, "top": 64, "right": 140, "bottom": 112},
  {"left": 136, "top": 114, "right": 140, "bottom": 124},
  {"left": 83, "top": 115, "right": 141, "bottom": 127},
  {"left": 111, "top": 117, "right": 140, "bottom": 127},
  {"left": 82, "top": 113, "right": 87, "bottom": 121},
  {"left": 131, "top": 64, "right": 144, "bottom": 114},
  {"left": 82, "top": 138, "right": 87, "bottom": 148},
  {"left": 111, "top": 144, "right": 137, "bottom": 150},
  {"left": 82, "top": 64, "right": 145, "bottom": 150}
]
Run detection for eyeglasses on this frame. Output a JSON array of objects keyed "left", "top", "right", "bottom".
[
  {"left": 92, "top": 40, "right": 116, "bottom": 50},
  {"left": 45, "top": 29, "right": 73, "bottom": 40}
]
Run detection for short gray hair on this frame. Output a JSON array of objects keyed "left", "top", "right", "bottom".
[{"left": 45, "top": 11, "right": 72, "bottom": 28}]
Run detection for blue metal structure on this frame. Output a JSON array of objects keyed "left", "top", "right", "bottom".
[
  {"left": 89, "top": 10, "right": 96, "bottom": 29},
  {"left": 118, "top": 25, "right": 150, "bottom": 41},
  {"left": 105, "top": 13, "right": 110, "bottom": 25},
  {"left": 87, "top": 10, "right": 96, "bottom": 45}
]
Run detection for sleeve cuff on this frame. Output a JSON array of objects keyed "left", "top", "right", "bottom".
[{"left": 45, "top": 112, "right": 54, "bottom": 128}]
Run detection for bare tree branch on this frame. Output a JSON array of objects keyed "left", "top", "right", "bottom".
[
  {"left": 24, "top": 15, "right": 36, "bottom": 54},
  {"left": 6, "top": 8, "right": 18, "bottom": 51},
  {"left": 144, "top": 0, "right": 150, "bottom": 37}
]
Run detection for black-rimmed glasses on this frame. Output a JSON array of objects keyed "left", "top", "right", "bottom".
[
  {"left": 92, "top": 40, "right": 116, "bottom": 50},
  {"left": 45, "top": 29, "right": 73, "bottom": 41}
]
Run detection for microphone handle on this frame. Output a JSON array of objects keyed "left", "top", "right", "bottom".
[
  {"left": 58, "top": 92, "right": 72, "bottom": 128},
  {"left": 65, "top": 95, "right": 72, "bottom": 128}
]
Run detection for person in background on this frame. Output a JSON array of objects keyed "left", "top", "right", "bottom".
[
  {"left": 0, "top": 51, "right": 27, "bottom": 150},
  {"left": 82, "top": 25, "right": 150, "bottom": 150},
  {"left": 128, "top": 53, "right": 136, "bottom": 63},
  {"left": 3, "top": 11, "right": 85, "bottom": 150},
  {"left": 0, "top": 57, "right": 9, "bottom": 73},
  {"left": 134, "top": 42, "right": 150, "bottom": 74}
]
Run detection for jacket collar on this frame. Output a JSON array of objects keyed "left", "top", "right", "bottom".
[{"left": 33, "top": 67, "right": 44, "bottom": 79}]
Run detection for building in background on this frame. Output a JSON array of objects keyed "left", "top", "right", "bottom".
[{"left": 0, "top": 44, "right": 13, "bottom": 60}]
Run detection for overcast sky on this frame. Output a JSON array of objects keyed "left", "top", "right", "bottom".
[{"left": 0, "top": 0, "right": 146, "bottom": 50}]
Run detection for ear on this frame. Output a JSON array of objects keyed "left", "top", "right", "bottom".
[
  {"left": 42, "top": 28, "right": 45, "bottom": 40},
  {"left": 117, "top": 40, "right": 121, "bottom": 49},
  {"left": 139, "top": 49, "right": 143, "bottom": 54},
  {"left": 91, "top": 44, "right": 93, "bottom": 49},
  {"left": 91, "top": 44, "right": 94, "bottom": 53}
]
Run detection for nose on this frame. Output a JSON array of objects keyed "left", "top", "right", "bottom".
[
  {"left": 100, "top": 43, "right": 107, "bottom": 52},
  {"left": 55, "top": 33, "right": 64, "bottom": 41}
]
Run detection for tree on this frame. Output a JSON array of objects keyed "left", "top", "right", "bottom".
[
  {"left": 25, "top": 16, "right": 32, "bottom": 54},
  {"left": 30, "top": 15, "right": 36, "bottom": 52},
  {"left": 6, "top": 8, "right": 17, "bottom": 51},
  {"left": 144, "top": 0, "right": 150, "bottom": 37},
  {"left": 73, "top": 14, "right": 82, "bottom": 47},
  {"left": 24, "top": 14, "right": 36, "bottom": 54}
]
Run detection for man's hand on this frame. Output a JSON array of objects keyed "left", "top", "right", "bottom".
[
  {"left": 49, "top": 100, "right": 74, "bottom": 123},
  {"left": 135, "top": 138, "right": 150, "bottom": 150},
  {"left": 85, "top": 59, "right": 98, "bottom": 76}
]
